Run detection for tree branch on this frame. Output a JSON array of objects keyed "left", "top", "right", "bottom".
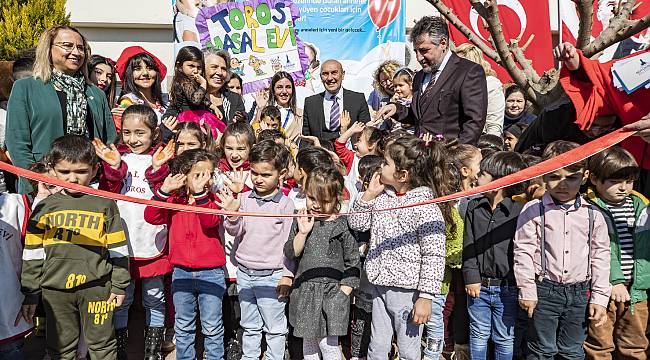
[
  {"left": 468, "top": 0, "right": 540, "bottom": 102},
  {"left": 583, "top": 0, "right": 650, "bottom": 57},
  {"left": 575, "top": 0, "right": 596, "bottom": 49},
  {"left": 425, "top": 0, "right": 499, "bottom": 62},
  {"left": 510, "top": 39, "right": 541, "bottom": 83}
]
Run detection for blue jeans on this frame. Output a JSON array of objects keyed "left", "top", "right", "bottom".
[
  {"left": 237, "top": 268, "right": 287, "bottom": 360},
  {"left": 526, "top": 279, "right": 589, "bottom": 360},
  {"left": 114, "top": 275, "right": 166, "bottom": 329},
  {"left": 172, "top": 267, "right": 226, "bottom": 360},
  {"left": 467, "top": 285, "right": 518, "bottom": 360},
  {"left": 424, "top": 293, "right": 447, "bottom": 359},
  {"left": 0, "top": 338, "right": 24, "bottom": 360}
]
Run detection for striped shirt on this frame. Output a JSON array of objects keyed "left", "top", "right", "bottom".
[{"left": 605, "top": 196, "right": 636, "bottom": 283}]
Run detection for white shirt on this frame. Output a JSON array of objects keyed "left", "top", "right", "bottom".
[
  {"left": 421, "top": 49, "right": 452, "bottom": 94},
  {"left": 279, "top": 107, "right": 295, "bottom": 129},
  {"left": 323, "top": 89, "right": 344, "bottom": 131}
]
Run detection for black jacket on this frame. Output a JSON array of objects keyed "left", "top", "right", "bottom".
[
  {"left": 302, "top": 88, "right": 370, "bottom": 143},
  {"left": 462, "top": 196, "right": 524, "bottom": 284}
]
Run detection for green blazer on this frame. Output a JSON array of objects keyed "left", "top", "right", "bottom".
[{"left": 6, "top": 77, "right": 117, "bottom": 193}]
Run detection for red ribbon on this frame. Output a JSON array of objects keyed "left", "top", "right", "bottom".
[{"left": 1, "top": 129, "right": 635, "bottom": 218}]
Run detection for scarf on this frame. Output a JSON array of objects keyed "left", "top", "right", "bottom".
[{"left": 51, "top": 70, "right": 88, "bottom": 136}]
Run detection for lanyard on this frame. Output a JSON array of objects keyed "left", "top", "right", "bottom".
[{"left": 282, "top": 109, "right": 292, "bottom": 129}]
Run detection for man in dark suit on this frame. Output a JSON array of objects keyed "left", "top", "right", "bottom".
[
  {"left": 302, "top": 60, "right": 371, "bottom": 143},
  {"left": 378, "top": 16, "right": 487, "bottom": 145}
]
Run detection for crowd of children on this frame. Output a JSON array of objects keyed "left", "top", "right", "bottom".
[{"left": 1, "top": 42, "right": 650, "bottom": 360}]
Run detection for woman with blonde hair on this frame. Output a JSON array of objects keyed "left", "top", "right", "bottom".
[
  {"left": 6, "top": 25, "right": 117, "bottom": 193},
  {"left": 455, "top": 43, "right": 505, "bottom": 136},
  {"left": 368, "top": 60, "right": 401, "bottom": 112}
]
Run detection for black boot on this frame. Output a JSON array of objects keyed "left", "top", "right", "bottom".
[
  {"left": 115, "top": 328, "right": 129, "bottom": 360},
  {"left": 144, "top": 326, "right": 165, "bottom": 360}
]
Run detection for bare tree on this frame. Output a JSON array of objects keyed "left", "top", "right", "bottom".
[{"left": 427, "top": 0, "right": 650, "bottom": 108}]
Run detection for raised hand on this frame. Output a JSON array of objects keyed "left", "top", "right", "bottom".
[
  {"left": 193, "top": 73, "right": 208, "bottom": 88},
  {"left": 347, "top": 121, "right": 366, "bottom": 135},
  {"left": 297, "top": 135, "right": 321, "bottom": 148},
  {"left": 92, "top": 138, "right": 121, "bottom": 169},
  {"left": 189, "top": 170, "right": 212, "bottom": 194},
  {"left": 160, "top": 173, "right": 187, "bottom": 194},
  {"left": 420, "top": 132, "right": 433, "bottom": 145},
  {"left": 152, "top": 140, "right": 175, "bottom": 171},
  {"left": 340, "top": 110, "right": 351, "bottom": 132},
  {"left": 254, "top": 89, "right": 269, "bottom": 109},
  {"left": 296, "top": 208, "right": 314, "bottom": 235},
  {"left": 553, "top": 42, "right": 580, "bottom": 71},
  {"left": 162, "top": 116, "right": 179, "bottom": 133},
  {"left": 224, "top": 169, "right": 249, "bottom": 194},
  {"left": 216, "top": 187, "right": 241, "bottom": 212}
]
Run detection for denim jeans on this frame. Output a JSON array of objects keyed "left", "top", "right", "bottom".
[
  {"left": 114, "top": 275, "right": 166, "bottom": 329},
  {"left": 0, "top": 338, "right": 24, "bottom": 360},
  {"left": 467, "top": 285, "right": 518, "bottom": 360},
  {"left": 236, "top": 268, "right": 287, "bottom": 360},
  {"left": 424, "top": 293, "right": 448, "bottom": 359},
  {"left": 526, "top": 279, "right": 589, "bottom": 360},
  {"left": 172, "top": 266, "right": 226, "bottom": 360}
]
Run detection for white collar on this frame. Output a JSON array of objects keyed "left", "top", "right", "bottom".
[
  {"left": 326, "top": 89, "right": 342, "bottom": 101},
  {"left": 436, "top": 50, "right": 452, "bottom": 75}
]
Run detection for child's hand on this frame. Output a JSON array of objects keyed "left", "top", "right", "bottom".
[
  {"left": 194, "top": 73, "right": 207, "bottom": 88},
  {"left": 216, "top": 187, "right": 241, "bottom": 212},
  {"left": 224, "top": 169, "right": 249, "bottom": 194},
  {"left": 610, "top": 284, "right": 630, "bottom": 303},
  {"left": 152, "top": 140, "right": 175, "bottom": 170},
  {"left": 107, "top": 293, "right": 126, "bottom": 307},
  {"left": 189, "top": 170, "right": 212, "bottom": 194},
  {"left": 361, "top": 172, "right": 384, "bottom": 202},
  {"left": 161, "top": 173, "right": 187, "bottom": 194},
  {"left": 276, "top": 276, "right": 293, "bottom": 300},
  {"left": 340, "top": 110, "right": 351, "bottom": 132},
  {"left": 465, "top": 283, "right": 481, "bottom": 298},
  {"left": 420, "top": 132, "right": 434, "bottom": 145},
  {"left": 589, "top": 303, "right": 608, "bottom": 327},
  {"left": 15, "top": 304, "right": 36, "bottom": 325},
  {"left": 346, "top": 121, "right": 366, "bottom": 136},
  {"left": 92, "top": 138, "right": 121, "bottom": 169},
  {"left": 340, "top": 285, "right": 353, "bottom": 296},
  {"left": 411, "top": 297, "right": 432, "bottom": 325},
  {"left": 162, "top": 116, "right": 179, "bottom": 133},
  {"left": 255, "top": 89, "right": 269, "bottom": 109},
  {"left": 296, "top": 208, "right": 314, "bottom": 235},
  {"left": 297, "top": 135, "right": 321, "bottom": 148},
  {"left": 519, "top": 299, "right": 537, "bottom": 318}
]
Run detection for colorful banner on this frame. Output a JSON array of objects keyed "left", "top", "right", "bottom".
[
  {"left": 292, "top": 0, "right": 407, "bottom": 95},
  {"left": 195, "top": 0, "right": 308, "bottom": 94}
]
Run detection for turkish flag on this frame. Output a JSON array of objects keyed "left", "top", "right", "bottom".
[
  {"left": 561, "top": 0, "right": 650, "bottom": 62},
  {"left": 443, "top": 0, "right": 555, "bottom": 82}
]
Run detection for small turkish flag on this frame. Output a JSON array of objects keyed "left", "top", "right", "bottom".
[{"left": 443, "top": 0, "right": 555, "bottom": 82}]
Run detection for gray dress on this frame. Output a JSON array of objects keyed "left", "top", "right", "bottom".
[{"left": 284, "top": 216, "right": 360, "bottom": 338}]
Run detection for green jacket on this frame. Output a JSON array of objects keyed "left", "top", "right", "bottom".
[
  {"left": 442, "top": 207, "right": 464, "bottom": 294},
  {"left": 586, "top": 189, "right": 650, "bottom": 305},
  {"left": 21, "top": 192, "right": 130, "bottom": 305},
  {"left": 6, "top": 77, "right": 117, "bottom": 193}
]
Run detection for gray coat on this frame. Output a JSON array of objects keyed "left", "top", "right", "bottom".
[{"left": 284, "top": 216, "right": 360, "bottom": 338}]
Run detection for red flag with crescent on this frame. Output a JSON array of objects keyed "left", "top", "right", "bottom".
[{"left": 442, "top": 0, "right": 555, "bottom": 82}]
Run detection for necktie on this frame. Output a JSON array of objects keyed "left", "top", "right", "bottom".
[{"left": 330, "top": 96, "right": 340, "bottom": 131}]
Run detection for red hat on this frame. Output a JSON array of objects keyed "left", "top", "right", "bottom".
[{"left": 115, "top": 46, "right": 167, "bottom": 82}]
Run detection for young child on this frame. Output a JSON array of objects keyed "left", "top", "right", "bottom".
[
  {"left": 514, "top": 141, "right": 610, "bottom": 359},
  {"left": 392, "top": 67, "right": 414, "bottom": 105},
  {"left": 284, "top": 166, "right": 360, "bottom": 360},
  {"left": 0, "top": 188, "right": 31, "bottom": 359},
  {"left": 165, "top": 46, "right": 207, "bottom": 118},
  {"left": 217, "top": 121, "right": 256, "bottom": 192},
  {"left": 92, "top": 105, "right": 171, "bottom": 359},
  {"left": 462, "top": 151, "right": 528, "bottom": 360},
  {"left": 143, "top": 149, "right": 226, "bottom": 360},
  {"left": 253, "top": 105, "right": 282, "bottom": 137},
  {"left": 349, "top": 136, "right": 453, "bottom": 360},
  {"left": 348, "top": 154, "right": 382, "bottom": 360},
  {"left": 218, "top": 139, "right": 295, "bottom": 360},
  {"left": 503, "top": 123, "right": 527, "bottom": 152},
  {"left": 115, "top": 46, "right": 168, "bottom": 126},
  {"left": 335, "top": 113, "right": 386, "bottom": 200},
  {"left": 583, "top": 147, "right": 649, "bottom": 359},
  {"left": 20, "top": 135, "right": 130, "bottom": 359},
  {"left": 291, "top": 147, "right": 338, "bottom": 210}
]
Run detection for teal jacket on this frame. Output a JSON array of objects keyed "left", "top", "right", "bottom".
[
  {"left": 586, "top": 189, "right": 650, "bottom": 306},
  {"left": 6, "top": 77, "right": 117, "bottom": 193}
]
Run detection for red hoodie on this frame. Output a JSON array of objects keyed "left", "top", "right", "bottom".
[{"left": 144, "top": 188, "right": 226, "bottom": 269}]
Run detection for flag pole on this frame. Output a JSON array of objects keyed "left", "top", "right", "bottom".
[{"left": 557, "top": 0, "right": 562, "bottom": 70}]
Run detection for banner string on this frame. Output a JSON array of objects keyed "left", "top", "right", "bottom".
[{"left": 0, "top": 129, "right": 635, "bottom": 218}]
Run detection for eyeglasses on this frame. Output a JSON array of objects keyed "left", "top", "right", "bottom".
[{"left": 53, "top": 42, "right": 86, "bottom": 53}]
